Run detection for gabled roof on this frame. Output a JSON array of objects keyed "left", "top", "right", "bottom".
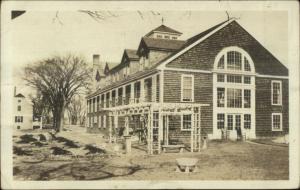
[
  {"left": 15, "top": 93, "right": 25, "bottom": 98},
  {"left": 138, "top": 37, "right": 185, "bottom": 54},
  {"left": 88, "top": 19, "right": 288, "bottom": 98},
  {"left": 124, "top": 49, "right": 139, "bottom": 60},
  {"left": 145, "top": 24, "right": 182, "bottom": 37}
]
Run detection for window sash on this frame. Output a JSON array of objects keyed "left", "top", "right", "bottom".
[
  {"left": 182, "top": 115, "right": 192, "bottom": 130},
  {"left": 217, "top": 114, "right": 225, "bottom": 129},
  {"left": 244, "top": 114, "right": 251, "bottom": 129},
  {"left": 272, "top": 114, "right": 282, "bottom": 131},
  {"left": 272, "top": 81, "right": 282, "bottom": 105},
  {"left": 181, "top": 76, "right": 193, "bottom": 102}
]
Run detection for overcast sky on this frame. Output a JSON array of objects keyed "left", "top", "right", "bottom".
[{"left": 2, "top": 7, "right": 288, "bottom": 95}]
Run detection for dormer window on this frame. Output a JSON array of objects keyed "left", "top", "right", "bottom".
[
  {"left": 172, "top": 36, "right": 177, "bottom": 40},
  {"left": 157, "top": 34, "right": 162, "bottom": 39},
  {"left": 164, "top": 35, "right": 170, "bottom": 39}
]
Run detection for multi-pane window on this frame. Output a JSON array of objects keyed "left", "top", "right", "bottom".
[
  {"left": 17, "top": 106, "right": 21, "bottom": 111},
  {"left": 217, "top": 114, "right": 225, "bottom": 129},
  {"left": 227, "top": 75, "right": 242, "bottom": 83},
  {"left": 244, "top": 89, "right": 251, "bottom": 108},
  {"left": 227, "top": 89, "right": 242, "bottom": 108},
  {"left": 15, "top": 116, "right": 23, "bottom": 123},
  {"left": 227, "top": 51, "right": 242, "bottom": 70},
  {"left": 244, "top": 114, "right": 251, "bottom": 129},
  {"left": 217, "top": 88, "right": 225, "bottom": 107},
  {"left": 235, "top": 115, "right": 241, "bottom": 129},
  {"left": 217, "top": 55, "right": 225, "bottom": 69},
  {"left": 272, "top": 113, "right": 282, "bottom": 131},
  {"left": 153, "top": 112, "right": 159, "bottom": 128},
  {"left": 272, "top": 81, "right": 282, "bottom": 105},
  {"left": 182, "top": 75, "right": 193, "bottom": 102},
  {"left": 157, "top": 35, "right": 162, "bottom": 38},
  {"left": 244, "top": 76, "right": 251, "bottom": 84},
  {"left": 227, "top": 115, "right": 233, "bottom": 130},
  {"left": 244, "top": 57, "right": 251, "bottom": 71},
  {"left": 217, "top": 74, "right": 225, "bottom": 82},
  {"left": 182, "top": 114, "right": 192, "bottom": 130}
]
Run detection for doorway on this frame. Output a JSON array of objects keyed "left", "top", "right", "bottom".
[{"left": 226, "top": 114, "right": 241, "bottom": 140}]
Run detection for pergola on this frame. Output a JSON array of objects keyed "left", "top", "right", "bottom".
[{"left": 103, "top": 102, "right": 209, "bottom": 154}]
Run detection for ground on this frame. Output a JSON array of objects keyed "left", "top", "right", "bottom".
[{"left": 13, "top": 125, "right": 289, "bottom": 180}]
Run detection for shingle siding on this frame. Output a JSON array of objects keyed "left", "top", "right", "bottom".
[
  {"left": 166, "top": 21, "right": 288, "bottom": 76},
  {"left": 255, "top": 77, "right": 289, "bottom": 136},
  {"left": 163, "top": 70, "right": 213, "bottom": 136}
]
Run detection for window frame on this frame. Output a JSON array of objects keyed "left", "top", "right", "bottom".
[
  {"left": 181, "top": 114, "right": 192, "bottom": 131},
  {"left": 272, "top": 113, "right": 282, "bottom": 131},
  {"left": 181, "top": 74, "right": 194, "bottom": 102},
  {"left": 271, "top": 80, "right": 282, "bottom": 106}
]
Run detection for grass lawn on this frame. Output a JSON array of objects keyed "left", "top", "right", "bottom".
[{"left": 13, "top": 127, "right": 288, "bottom": 180}]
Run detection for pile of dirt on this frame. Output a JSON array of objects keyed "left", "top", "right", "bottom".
[
  {"left": 17, "top": 134, "right": 37, "bottom": 144},
  {"left": 13, "top": 146, "right": 32, "bottom": 156},
  {"left": 51, "top": 147, "right": 72, "bottom": 155},
  {"left": 84, "top": 144, "right": 106, "bottom": 155}
]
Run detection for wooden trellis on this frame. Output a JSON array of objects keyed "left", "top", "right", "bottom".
[{"left": 103, "top": 102, "right": 209, "bottom": 154}]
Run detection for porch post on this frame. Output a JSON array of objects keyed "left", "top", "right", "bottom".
[
  {"left": 125, "top": 116, "right": 129, "bottom": 135},
  {"left": 122, "top": 85, "right": 126, "bottom": 105},
  {"left": 130, "top": 83, "right": 135, "bottom": 104},
  {"left": 140, "top": 79, "right": 145, "bottom": 103},
  {"left": 198, "top": 107, "right": 201, "bottom": 152},
  {"left": 109, "top": 115, "right": 112, "bottom": 143},
  {"left": 190, "top": 111, "right": 194, "bottom": 153}
]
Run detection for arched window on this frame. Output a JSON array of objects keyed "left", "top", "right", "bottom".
[{"left": 214, "top": 47, "right": 254, "bottom": 73}]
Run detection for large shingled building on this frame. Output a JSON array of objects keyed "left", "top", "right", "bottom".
[{"left": 86, "top": 19, "right": 289, "bottom": 154}]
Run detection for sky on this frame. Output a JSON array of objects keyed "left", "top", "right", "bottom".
[{"left": 2, "top": 8, "right": 288, "bottom": 96}]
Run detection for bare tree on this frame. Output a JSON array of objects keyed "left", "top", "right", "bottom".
[
  {"left": 29, "top": 92, "right": 52, "bottom": 124},
  {"left": 24, "top": 54, "right": 92, "bottom": 132},
  {"left": 67, "top": 95, "right": 86, "bottom": 125}
]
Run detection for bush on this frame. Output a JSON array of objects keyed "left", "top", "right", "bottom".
[
  {"left": 50, "top": 147, "right": 72, "bottom": 155},
  {"left": 17, "top": 134, "right": 37, "bottom": 144},
  {"left": 13, "top": 146, "right": 32, "bottom": 156},
  {"left": 84, "top": 144, "right": 106, "bottom": 155},
  {"left": 55, "top": 136, "right": 79, "bottom": 148}
]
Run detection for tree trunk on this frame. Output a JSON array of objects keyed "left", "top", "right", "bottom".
[{"left": 58, "top": 104, "right": 65, "bottom": 132}]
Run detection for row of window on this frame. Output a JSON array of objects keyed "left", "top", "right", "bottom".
[
  {"left": 217, "top": 114, "right": 251, "bottom": 130},
  {"left": 217, "top": 88, "right": 251, "bottom": 108},
  {"left": 217, "top": 74, "right": 251, "bottom": 84},
  {"left": 216, "top": 113, "right": 283, "bottom": 131},
  {"left": 156, "top": 34, "right": 177, "bottom": 40}
]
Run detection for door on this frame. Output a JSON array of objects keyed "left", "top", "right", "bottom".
[{"left": 226, "top": 114, "right": 241, "bottom": 140}]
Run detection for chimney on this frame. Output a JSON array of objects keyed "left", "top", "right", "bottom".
[
  {"left": 14, "top": 86, "right": 16, "bottom": 96},
  {"left": 93, "top": 54, "right": 100, "bottom": 66}
]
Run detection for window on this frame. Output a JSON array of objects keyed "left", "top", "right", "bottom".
[
  {"left": 18, "top": 99, "right": 21, "bottom": 103},
  {"left": 181, "top": 75, "right": 194, "bottom": 102},
  {"left": 182, "top": 114, "right": 192, "bottom": 130},
  {"left": 157, "top": 35, "right": 162, "bottom": 39},
  {"left": 244, "top": 57, "right": 251, "bottom": 71},
  {"left": 227, "top": 89, "right": 242, "bottom": 108},
  {"left": 227, "top": 115, "right": 233, "bottom": 130},
  {"left": 227, "top": 51, "right": 242, "bottom": 70},
  {"left": 244, "top": 76, "right": 251, "bottom": 84},
  {"left": 17, "top": 105, "right": 21, "bottom": 111},
  {"left": 217, "top": 88, "right": 225, "bottom": 107},
  {"left": 244, "top": 89, "right": 251, "bottom": 108},
  {"left": 172, "top": 37, "right": 177, "bottom": 40},
  {"left": 217, "top": 55, "right": 224, "bottom": 69},
  {"left": 15, "top": 116, "right": 23, "bottom": 123},
  {"left": 227, "top": 75, "right": 242, "bottom": 83},
  {"left": 272, "top": 81, "right": 282, "bottom": 105},
  {"left": 272, "top": 113, "right": 282, "bottom": 131},
  {"left": 164, "top": 35, "right": 170, "bottom": 39},
  {"left": 217, "top": 74, "right": 225, "bottom": 82},
  {"left": 244, "top": 114, "right": 251, "bottom": 129},
  {"left": 217, "top": 114, "right": 225, "bottom": 129}
]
